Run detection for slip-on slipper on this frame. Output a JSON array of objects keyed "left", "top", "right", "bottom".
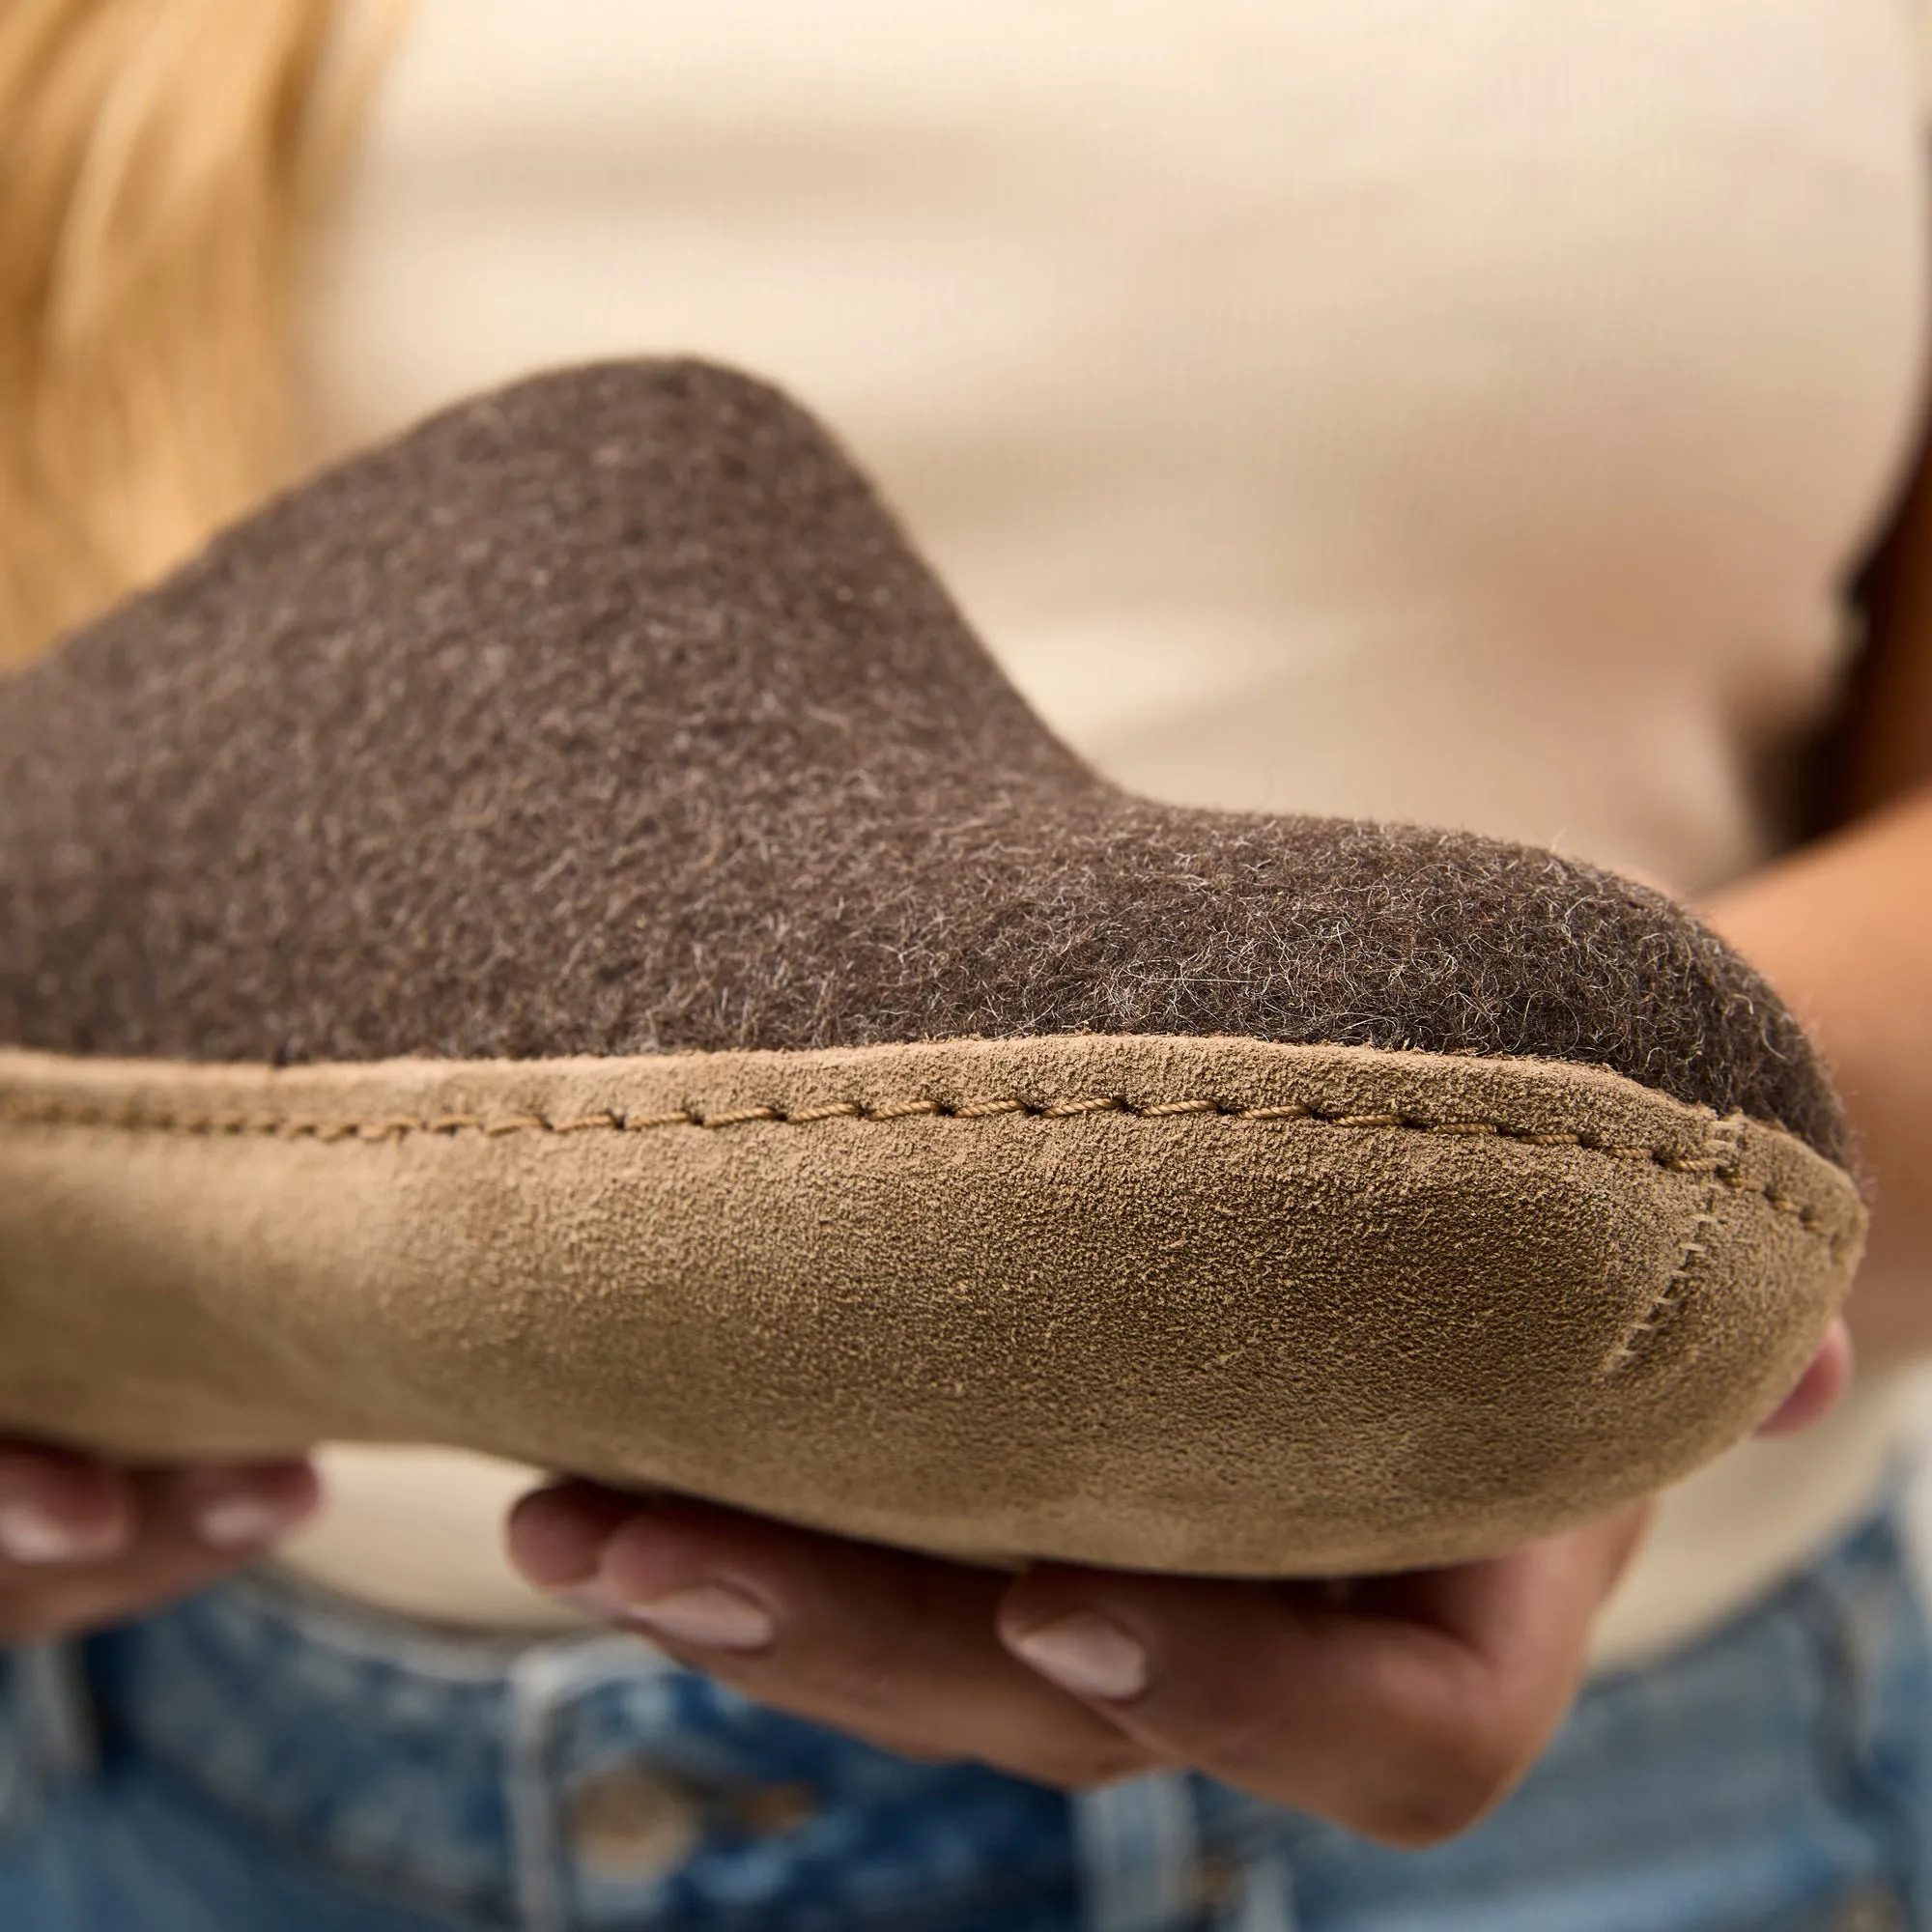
[{"left": 0, "top": 361, "right": 1864, "bottom": 1574}]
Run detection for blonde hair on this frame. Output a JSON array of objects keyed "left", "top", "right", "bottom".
[{"left": 0, "top": 0, "right": 400, "bottom": 667}]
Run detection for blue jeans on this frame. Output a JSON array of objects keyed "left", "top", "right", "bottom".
[{"left": 0, "top": 1503, "right": 1927, "bottom": 1932}]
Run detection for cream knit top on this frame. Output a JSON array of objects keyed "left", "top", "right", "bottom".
[{"left": 284, "top": 0, "right": 1930, "bottom": 1668}]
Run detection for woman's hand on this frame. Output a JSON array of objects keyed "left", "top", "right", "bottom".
[
  {"left": 0, "top": 1441, "right": 321, "bottom": 1643},
  {"left": 507, "top": 1319, "right": 1848, "bottom": 1844},
  {"left": 509, "top": 1482, "right": 1647, "bottom": 1844}
]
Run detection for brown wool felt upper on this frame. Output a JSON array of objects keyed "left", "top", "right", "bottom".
[{"left": 0, "top": 360, "right": 1867, "bottom": 1573}]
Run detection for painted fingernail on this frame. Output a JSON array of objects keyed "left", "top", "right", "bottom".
[
  {"left": 619, "top": 1583, "right": 776, "bottom": 1652},
  {"left": 191, "top": 1490, "right": 311, "bottom": 1552},
  {"left": 0, "top": 1501, "right": 121, "bottom": 1566},
  {"left": 1008, "top": 1612, "right": 1150, "bottom": 1701}
]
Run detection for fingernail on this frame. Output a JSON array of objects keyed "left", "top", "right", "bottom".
[
  {"left": 1008, "top": 1612, "right": 1150, "bottom": 1701},
  {"left": 554, "top": 1585, "right": 623, "bottom": 1621},
  {"left": 191, "top": 1490, "right": 310, "bottom": 1552},
  {"left": 0, "top": 1501, "right": 121, "bottom": 1566},
  {"left": 619, "top": 1583, "right": 776, "bottom": 1652}
]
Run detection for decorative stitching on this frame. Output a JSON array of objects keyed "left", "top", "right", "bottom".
[
  {"left": 0, "top": 1088, "right": 1834, "bottom": 1236},
  {"left": 1605, "top": 1114, "right": 1739, "bottom": 1372}
]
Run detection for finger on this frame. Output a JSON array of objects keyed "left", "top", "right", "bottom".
[
  {"left": 0, "top": 1444, "right": 138, "bottom": 1566},
  {"left": 999, "top": 1509, "right": 1647, "bottom": 1845},
  {"left": 163, "top": 1460, "right": 324, "bottom": 1553},
  {"left": 0, "top": 1459, "right": 324, "bottom": 1643},
  {"left": 514, "top": 1493, "right": 1161, "bottom": 1789},
  {"left": 506, "top": 1479, "right": 667, "bottom": 1586},
  {"left": 1754, "top": 1319, "right": 1852, "bottom": 1437}
]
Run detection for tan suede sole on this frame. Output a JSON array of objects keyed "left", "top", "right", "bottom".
[{"left": 0, "top": 1035, "right": 1864, "bottom": 1575}]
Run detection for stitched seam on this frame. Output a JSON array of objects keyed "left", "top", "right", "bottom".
[
  {"left": 0, "top": 1091, "right": 1833, "bottom": 1236},
  {"left": 1605, "top": 1114, "right": 1737, "bottom": 1371}
]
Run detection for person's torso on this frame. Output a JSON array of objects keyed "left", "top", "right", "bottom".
[{"left": 286, "top": 0, "right": 1930, "bottom": 1662}]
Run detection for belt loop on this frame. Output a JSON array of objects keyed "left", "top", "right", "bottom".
[
  {"left": 504, "top": 1633, "right": 679, "bottom": 1932},
  {"left": 13, "top": 1643, "right": 97, "bottom": 1785},
  {"left": 0, "top": 1641, "right": 99, "bottom": 1843},
  {"left": 1074, "top": 1769, "right": 1201, "bottom": 1932}
]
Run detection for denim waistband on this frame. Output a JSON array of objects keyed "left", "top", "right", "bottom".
[
  {"left": 24, "top": 1567, "right": 1095, "bottom": 1931},
  {"left": 4, "top": 1498, "right": 1928, "bottom": 1932}
]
